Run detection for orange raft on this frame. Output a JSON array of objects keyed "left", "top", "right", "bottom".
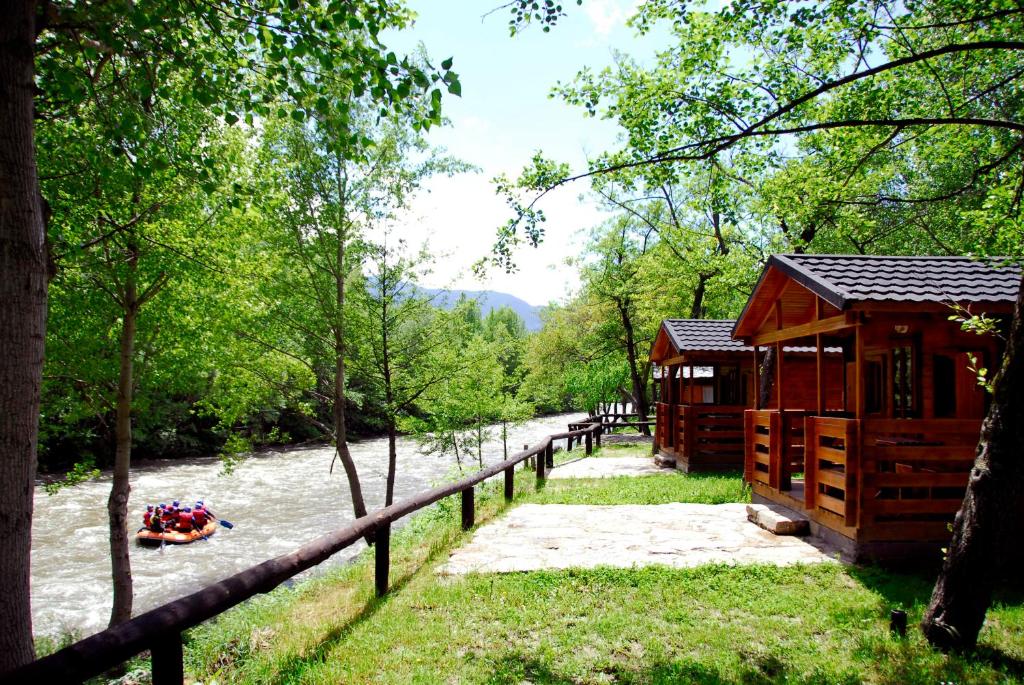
[{"left": 136, "top": 520, "right": 217, "bottom": 546}]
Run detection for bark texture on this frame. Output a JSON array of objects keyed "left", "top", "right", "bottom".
[
  {"left": 617, "top": 300, "right": 651, "bottom": 435},
  {"left": 758, "top": 346, "right": 777, "bottom": 409},
  {"left": 0, "top": 0, "right": 45, "bottom": 672},
  {"left": 108, "top": 252, "right": 138, "bottom": 627},
  {"left": 921, "top": 274, "right": 1024, "bottom": 650},
  {"left": 332, "top": 179, "right": 367, "bottom": 520}
]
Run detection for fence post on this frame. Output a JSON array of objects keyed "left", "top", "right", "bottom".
[
  {"left": 504, "top": 466, "right": 514, "bottom": 500},
  {"left": 375, "top": 523, "right": 391, "bottom": 597},
  {"left": 769, "top": 411, "right": 782, "bottom": 490},
  {"left": 461, "top": 487, "right": 475, "bottom": 530},
  {"left": 546, "top": 441, "right": 554, "bottom": 468},
  {"left": 151, "top": 634, "right": 184, "bottom": 685},
  {"left": 585, "top": 430, "right": 593, "bottom": 455},
  {"left": 595, "top": 424, "right": 602, "bottom": 447},
  {"left": 536, "top": 445, "right": 546, "bottom": 484},
  {"left": 566, "top": 435, "right": 572, "bottom": 452}
]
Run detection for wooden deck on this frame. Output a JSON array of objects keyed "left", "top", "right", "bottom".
[
  {"left": 745, "top": 410, "right": 981, "bottom": 562},
  {"left": 656, "top": 402, "right": 746, "bottom": 472}
]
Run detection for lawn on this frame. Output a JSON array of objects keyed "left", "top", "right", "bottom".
[{"left": 183, "top": 450, "right": 1024, "bottom": 684}]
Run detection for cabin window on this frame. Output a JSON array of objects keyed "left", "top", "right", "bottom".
[
  {"left": 892, "top": 346, "right": 916, "bottom": 418},
  {"left": 933, "top": 355, "right": 956, "bottom": 418},
  {"left": 716, "top": 365, "right": 743, "bottom": 405}
]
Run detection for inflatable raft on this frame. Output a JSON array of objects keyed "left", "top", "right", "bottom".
[{"left": 136, "top": 520, "right": 217, "bottom": 546}]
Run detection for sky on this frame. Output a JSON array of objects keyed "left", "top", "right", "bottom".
[{"left": 382, "top": 1, "right": 660, "bottom": 306}]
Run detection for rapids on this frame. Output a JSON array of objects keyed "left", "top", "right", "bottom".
[{"left": 31, "top": 412, "right": 584, "bottom": 639}]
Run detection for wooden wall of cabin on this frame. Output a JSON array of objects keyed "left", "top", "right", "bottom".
[
  {"left": 847, "top": 312, "right": 998, "bottom": 420},
  {"left": 761, "top": 355, "right": 845, "bottom": 411}
]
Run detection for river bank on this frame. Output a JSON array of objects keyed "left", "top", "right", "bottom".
[{"left": 31, "top": 412, "right": 585, "bottom": 639}]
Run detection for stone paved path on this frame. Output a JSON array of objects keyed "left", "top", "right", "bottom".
[
  {"left": 549, "top": 456, "right": 665, "bottom": 479},
  {"left": 438, "top": 503, "right": 842, "bottom": 575}
]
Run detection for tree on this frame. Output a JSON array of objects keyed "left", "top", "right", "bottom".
[
  {"left": 259, "top": 97, "right": 461, "bottom": 519},
  {"left": 1, "top": 0, "right": 457, "bottom": 671},
  {"left": 578, "top": 218, "right": 658, "bottom": 431},
  {"left": 353, "top": 236, "right": 463, "bottom": 506},
  {"left": 38, "top": 82, "right": 245, "bottom": 626},
  {"left": 0, "top": 3, "right": 49, "bottom": 669}
]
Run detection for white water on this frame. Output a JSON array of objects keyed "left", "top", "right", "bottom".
[{"left": 31, "top": 412, "right": 584, "bottom": 639}]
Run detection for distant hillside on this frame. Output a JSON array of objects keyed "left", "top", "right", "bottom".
[{"left": 421, "top": 288, "right": 544, "bottom": 331}]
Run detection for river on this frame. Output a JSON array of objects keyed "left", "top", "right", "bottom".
[{"left": 31, "top": 412, "right": 584, "bottom": 639}]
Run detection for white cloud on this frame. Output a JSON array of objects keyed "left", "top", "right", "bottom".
[
  {"left": 584, "top": 0, "right": 638, "bottom": 37},
  {"left": 388, "top": 172, "right": 609, "bottom": 306}
]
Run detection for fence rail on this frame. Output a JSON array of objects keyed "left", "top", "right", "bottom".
[{"left": 6, "top": 420, "right": 607, "bottom": 685}]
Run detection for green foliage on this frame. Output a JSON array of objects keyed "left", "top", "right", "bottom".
[{"left": 43, "top": 460, "right": 102, "bottom": 496}]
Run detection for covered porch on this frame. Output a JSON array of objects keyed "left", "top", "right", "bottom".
[{"left": 651, "top": 320, "right": 755, "bottom": 472}]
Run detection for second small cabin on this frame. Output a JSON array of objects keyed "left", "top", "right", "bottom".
[{"left": 650, "top": 319, "right": 842, "bottom": 472}]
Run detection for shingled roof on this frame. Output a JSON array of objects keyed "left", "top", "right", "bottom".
[
  {"left": 660, "top": 319, "right": 751, "bottom": 354},
  {"left": 767, "top": 254, "right": 1020, "bottom": 309}
]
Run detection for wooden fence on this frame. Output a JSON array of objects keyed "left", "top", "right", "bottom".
[{"left": 5, "top": 421, "right": 607, "bottom": 685}]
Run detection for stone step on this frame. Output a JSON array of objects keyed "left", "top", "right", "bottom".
[
  {"left": 746, "top": 503, "right": 810, "bottom": 536},
  {"left": 653, "top": 453, "right": 676, "bottom": 468}
]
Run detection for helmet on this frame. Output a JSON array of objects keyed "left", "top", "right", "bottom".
[
  {"left": 159, "top": 503, "right": 166, "bottom": 509},
  {"left": 146, "top": 505, "right": 154, "bottom": 511},
  {"left": 196, "top": 500, "right": 204, "bottom": 506},
  {"left": 172, "top": 500, "right": 180, "bottom": 507},
  {"left": 184, "top": 507, "right": 191, "bottom": 513}
]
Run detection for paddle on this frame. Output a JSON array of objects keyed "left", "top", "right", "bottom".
[{"left": 204, "top": 507, "right": 233, "bottom": 529}]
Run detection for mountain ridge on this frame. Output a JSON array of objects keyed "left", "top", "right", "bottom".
[{"left": 420, "top": 287, "right": 545, "bottom": 331}]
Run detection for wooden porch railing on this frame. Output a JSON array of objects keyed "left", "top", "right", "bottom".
[
  {"left": 743, "top": 409, "right": 808, "bottom": 490},
  {"left": 654, "top": 402, "right": 673, "bottom": 449},
  {"left": 858, "top": 418, "right": 980, "bottom": 538},
  {"left": 804, "top": 416, "right": 860, "bottom": 526},
  {"left": 6, "top": 421, "right": 607, "bottom": 685},
  {"left": 804, "top": 417, "right": 980, "bottom": 535},
  {"left": 681, "top": 405, "right": 746, "bottom": 462}
]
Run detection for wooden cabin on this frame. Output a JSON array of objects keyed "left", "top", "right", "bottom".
[
  {"left": 733, "top": 254, "right": 1020, "bottom": 562},
  {"left": 650, "top": 319, "right": 842, "bottom": 472}
]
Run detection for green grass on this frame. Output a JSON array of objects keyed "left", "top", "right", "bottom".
[
  {"left": 544, "top": 443, "right": 748, "bottom": 504},
  {"left": 182, "top": 460, "right": 1024, "bottom": 685}
]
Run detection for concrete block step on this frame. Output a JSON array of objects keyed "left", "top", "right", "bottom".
[
  {"left": 654, "top": 453, "right": 676, "bottom": 468},
  {"left": 746, "top": 503, "right": 810, "bottom": 536}
]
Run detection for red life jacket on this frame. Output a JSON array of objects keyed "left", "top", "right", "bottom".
[
  {"left": 143, "top": 511, "right": 152, "bottom": 526},
  {"left": 193, "top": 509, "right": 209, "bottom": 527},
  {"left": 162, "top": 509, "right": 175, "bottom": 524},
  {"left": 178, "top": 511, "right": 193, "bottom": 530}
]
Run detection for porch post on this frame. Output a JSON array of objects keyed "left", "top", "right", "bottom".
[
  {"left": 815, "top": 298, "right": 825, "bottom": 415},
  {"left": 855, "top": 324, "right": 865, "bottom": 419},
  {"left": 752, "top": 346, "right": 760, "bottom": 410},
  {"left": 816, "top": 333, "right": 825, "bottom": 415},
  {"left": 775, "top": 341, "right": 784, "bottom": 409}
]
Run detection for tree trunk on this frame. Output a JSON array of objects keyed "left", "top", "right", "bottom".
[
  {"left": 758, "top": 346, "right": 776, "bottom": 409},
  {"left": 0, "top": 0, "right": 45, "bottom": 671},
  {"left": 921, "top": 274, "right": 1024, "bottom": 650},
  {"left": 382, "top": 297, "right": 397, "bottom": 507},
  {"left": 108, "top": 259, "right": 138, "bottom": 627},
  {"left": 332, "top": 160, "right": 367, "bottom": 520},
  {"left": 617, "top": 300, "right": 651, "bottom": 435},
  {"left": 476, "top": 419, "right": 483, "bottom": 468},
  {"left": 385, "top": 421, "right": 397, "bottom": 507},
  {"left": 690, "top": 272, "right": 710, "bottom": 319}
]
